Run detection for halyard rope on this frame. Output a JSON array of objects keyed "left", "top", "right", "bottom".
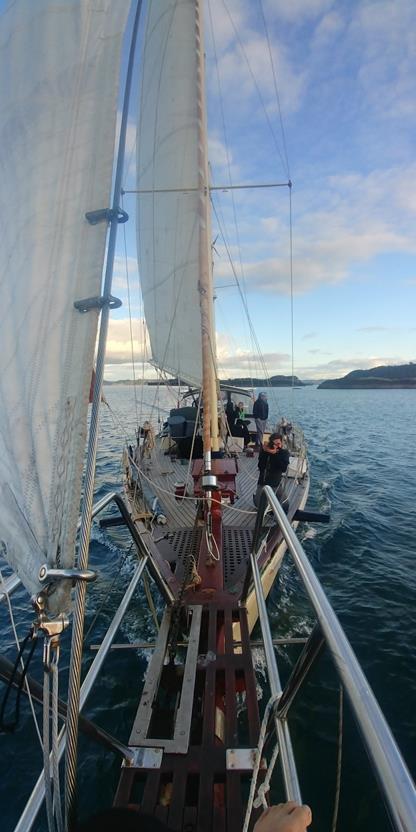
[
  {"left": 51, "top": 663, "right": 64, "bottom": 832},
  {"left": 242, "top": 692, "right": 281, "bottom": 832}
]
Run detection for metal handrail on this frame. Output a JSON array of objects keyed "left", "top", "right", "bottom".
[
  {"left": 252, "top": 486, "right": 416, "bottom": 832},
  {"left": 9, "top": 488, "right": 173, "bottom": 831},
  {"left": 14, "top": 557, "right": 148, "bottom": 832},
  {"left": 248, "top": 545, "right": 301, "bottom": 802}
]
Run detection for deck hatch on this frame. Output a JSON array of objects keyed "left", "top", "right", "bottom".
[
  {"left": 170, "top": 528, "right": 202, "bottom": 566},
  {"left": 223, "top": 528, "right": 252, "bottom": 586},
  {"left": 128, "top": 605, "right": 202, "bottom": 754}
]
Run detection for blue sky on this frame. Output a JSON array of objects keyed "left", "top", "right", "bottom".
[{"left": 106, "top": 0, "right": 416, "bottom": 381}]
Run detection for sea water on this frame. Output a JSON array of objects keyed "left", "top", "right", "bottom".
[{"left": 0, "top": 385, "right": 415, "bottom": 831}]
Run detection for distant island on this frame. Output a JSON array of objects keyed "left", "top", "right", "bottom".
[
  {"left": 221, "top": 374, "right": 310, "bottom": 387},
  {"left": 104, "top": 374, "right": 310, "bottom": 387},
  {"left": 318, "top": 363, "right": 416, "bottom": 389}
]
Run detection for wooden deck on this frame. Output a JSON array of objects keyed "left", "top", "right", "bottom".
[
  {"left": 128, "top": 442, "right": 307, "bottom": 533},
  {"left": 116, "top": 440, "right": 310, "bottom": 830},
  {"left": 115, "top": 602, "right": 264, "bottom": 832},
  {"left": 125, "top": 441, "right": 309, "bottom": 600}
]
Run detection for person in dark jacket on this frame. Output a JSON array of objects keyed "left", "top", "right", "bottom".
[
  {"left": 225, "top": 391, "right": 236, "bottom": 433},
  {"left": 232, "top": 418, "right": 250, "bottom": 447},
  {"left": 253, "top": 392, "right": 269, "bottom": 446},
  {"left": 254, "top": 432, "right": 289, "bottom": 506}
]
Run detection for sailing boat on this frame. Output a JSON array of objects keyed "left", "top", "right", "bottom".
[{"left": 0, "top": 3, "right": 415, "bottom": 832}]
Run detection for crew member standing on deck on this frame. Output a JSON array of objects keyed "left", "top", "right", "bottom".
[
  {"left": 225, "top": 391, "right": 236, "bottom": 433},
  {"left": 253, "top": 392, "right": 268, "bottom": 447},
  {"left": 254, "top": 433, "right": 289, "bottom": 507}
]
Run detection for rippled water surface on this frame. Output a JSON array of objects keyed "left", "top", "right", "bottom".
[{"left": 1, "top": 385, "right": 415, "bottom": 831}]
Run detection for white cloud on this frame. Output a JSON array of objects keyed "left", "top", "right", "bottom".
[
  {"left": 263, "top": 0, "right": 335, "bottom": 23},
  {"left": 312, "top": 10, "right": 345, "bottom": 47},
  {"left": 297, "top": 354, "right": 413, "bottom": 380},
  {"left": 208, "top": 31, "right": 306, "bottom": 120},
  {"left": 206, "top": 0, "right": 308, "bottom": 142},
  {"left": 105, "top": 318, "right": 150, "bottom": 366},
  {"left": 355, "top": 326, "right": 391, "bottom": 333},
  {"left": 208, "top": 134, "right": 240, "bottom": 182},
  {"left": 338, "top": 1, "right": 416, "bottom": 122},
  {"left": 217, "top": 349, "right": 291, "bottom": 378},
  {"left": 112, "top": 256, "right": 140, "bottom": 292},
  {"left": 212, "top": 161, "right": 416, "bottom": 295}
]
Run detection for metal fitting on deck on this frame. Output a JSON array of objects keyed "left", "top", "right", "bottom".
[{"left": 201, "top": 473, "right": 218, "bottom": 491}]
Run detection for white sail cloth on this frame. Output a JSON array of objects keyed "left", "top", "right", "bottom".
[
  {"left": 0, "top": 1, "right": 129, "bottom": 611},
  {"left": 136, "top": 0, "right": 205, "bottom": 387}
]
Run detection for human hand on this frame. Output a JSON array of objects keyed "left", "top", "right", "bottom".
[{"left": 253, "top": 802, "right": 312, "bottom": 832}]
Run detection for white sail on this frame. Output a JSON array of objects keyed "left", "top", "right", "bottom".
[
  {"left": 0, "top": 0, "right": 129, "bottom": 611},
  {"left": 136, "top": 0, "right": 206, "bottom": 387}
]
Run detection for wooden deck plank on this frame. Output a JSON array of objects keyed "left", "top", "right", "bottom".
[
  {"left": 239, "top": 608, "right": 261, "bottom": 745},
  {"left": 224, "top": 607, "right": 237, "bottom": 748},
  {"left": 141, "top": 771, "right": 161, "bottom": 815},
  {"left": 136, "top": 447, "right": 260, "bottom": 531},
  {"left": 202, "top": 607, "right": 218, "bottom": 747},
  {"left": 168, "top": 764, "right": 189, "bottom": 831}
]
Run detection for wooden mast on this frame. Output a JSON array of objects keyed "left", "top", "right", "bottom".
[{"left": 195, "top": 0, "right": 219, "bottom": 460}]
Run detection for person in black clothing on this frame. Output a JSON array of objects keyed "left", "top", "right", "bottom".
[
  {"left": 254, "top": 432, "right": 289, "bottom": 506},
  {"left": 225, "top": 391, "right": 236, "bottom": 433},
  {"left": 232, "top": 418, "right": 250, "bottom": 447},
  {"left": 253, "top": 392, "right": 269, "bottom": 446}
]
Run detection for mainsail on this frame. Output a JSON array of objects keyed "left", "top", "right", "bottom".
[
  {"left": 0, "top": 0, "right": 129, "bottom": 610},
  {"left": 137, "top": 0, "right": 209, "bottom": 387}
]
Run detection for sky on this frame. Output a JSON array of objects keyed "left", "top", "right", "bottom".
[{"left": 105, "top": 0, "right": 416, "bottom": 382}]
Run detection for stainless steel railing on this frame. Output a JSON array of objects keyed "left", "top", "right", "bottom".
[
  {"left": 11, "top": 490, "right": 173, "bottom": 832},
  {"left": 249, "top": 485, "right": 416, "bottom": 832},
  {"left": 14, "top": 557, "right": 148, "bottom": 832}
]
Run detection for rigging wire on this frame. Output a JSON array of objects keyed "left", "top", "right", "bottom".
[
  {"left": 210, "top": 1, "right": 299, "bottom": 422},
  {"left": 0, "top": 629, "right": 38, "bottom": 735},
  {"left": 51, "top": 663, "right": 64, "bottom": 832},
  {"left": 258, "top": 0, "right": 291, "bottom": 180},
  {"left": 289, "top": 183, "right": 295, "bottom": 420},
  {"left": 211, "top": 198, "right": 273, "bottom": 385},
  {"left": 121, "top": 193, "right": 139, "bottom": 427},
  {"left": 207, "top": 2, "right": 257, "bottom": 387},
  {"left": 0, "top": 568, "right": 43, "bottom": 747},
  {"left": 43, "top": 669, "right": 56, "bottom": 832},
  {"left": 221, "top": 0, "right": 289, "bottom": 178}
]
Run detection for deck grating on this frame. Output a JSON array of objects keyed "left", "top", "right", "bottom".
[{"left": 115, "top": 604, "right": 263, "bottom": 831}]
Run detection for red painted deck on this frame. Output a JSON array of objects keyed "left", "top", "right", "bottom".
[{"left": 115, "top": 603, "right": 264, "bottom": 832}]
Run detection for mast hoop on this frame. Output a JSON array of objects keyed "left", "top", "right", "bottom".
[
  {"left": 85, "top": 207, "right": 129, "bottom": 225},
  {"left": 73, "top": 294, "right": 122, "bottom": 313}
]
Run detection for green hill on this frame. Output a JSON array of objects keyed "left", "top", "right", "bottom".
[
  {"left": 318, "top": 363, "right": 416, "bottom": 389},
  {"left": 221, "top": 374, "right": 307, "bottom": 387}
]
